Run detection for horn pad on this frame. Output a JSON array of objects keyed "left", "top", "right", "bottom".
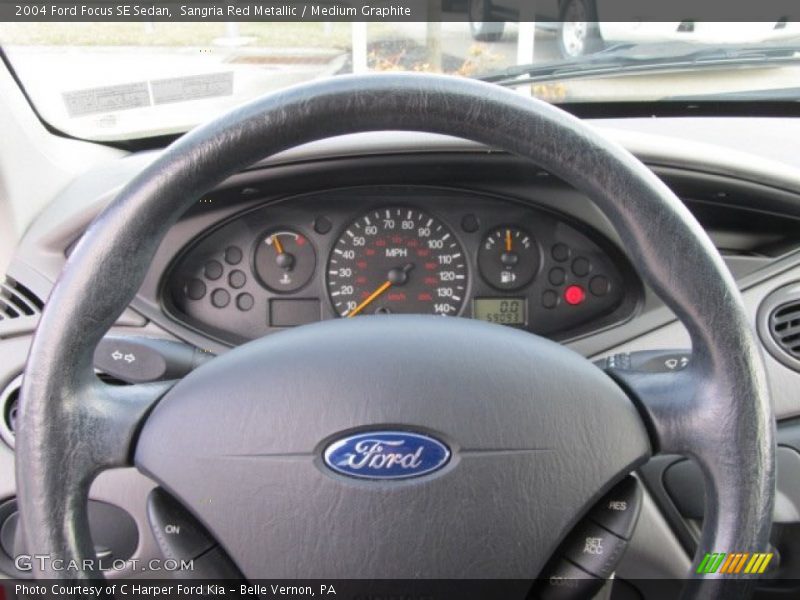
[{"left": 135, "top": 315, "right": 649, "bottom": 578}]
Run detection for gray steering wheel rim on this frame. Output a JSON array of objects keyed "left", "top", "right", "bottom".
[{"left": 16, "top": 73, "right": 774, "bottom": 597}]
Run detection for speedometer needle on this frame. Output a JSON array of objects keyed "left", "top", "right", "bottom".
[
  {"left": 346, "top": 264, "right": 414, "bottom": 318},
  {"left": 347, "top": 280, "right": 392, "bottom": 318}
]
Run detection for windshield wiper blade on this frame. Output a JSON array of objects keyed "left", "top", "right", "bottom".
[
  {"left": 667, "top": 86, "right": 800, "bottom": 101},
  {"left": 478, "top": 43, "right": 800, "bottom": 87}
]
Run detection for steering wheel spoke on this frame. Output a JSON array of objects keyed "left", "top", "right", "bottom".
[
  {"left": 607, "top": 353, "right": 775, "bottom": 593},
  {"left": 603, "top": 357, "right": 702, "bottom": 454},
  {"left": 86, "top": 378, "right": 175, "bottom": 468},
  {"left": 15, "top": 371, "right": 172, "bottom": 578}
]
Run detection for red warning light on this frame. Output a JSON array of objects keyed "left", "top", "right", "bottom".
[{"left": 564, "top": 285, "right": 586, "bottom": 306}]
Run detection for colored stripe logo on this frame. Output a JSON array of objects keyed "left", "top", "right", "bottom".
[{"left": 697, "top": 552, "right": 773, "bottom": 574}]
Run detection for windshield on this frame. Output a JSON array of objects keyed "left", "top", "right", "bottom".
[{"left": 2, "top": 21, "right": 799, "bottom": 141}]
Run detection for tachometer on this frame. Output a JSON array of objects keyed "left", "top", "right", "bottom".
[{"left": 327, "top": 208, "right": 468, "bottom": 317}]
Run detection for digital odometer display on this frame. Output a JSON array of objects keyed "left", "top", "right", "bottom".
[
  {"left": 473, "top": 298, "right": 527, "bottom": 326},
  {"left": 327, "top": 207, "right": 468, "bottom": 317}
]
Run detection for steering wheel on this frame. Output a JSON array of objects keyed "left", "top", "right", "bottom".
[{"left": 17, "top": 74, "right": 774, "bottom": 598}]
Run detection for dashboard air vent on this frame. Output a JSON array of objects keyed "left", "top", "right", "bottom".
[
  {"left": 771, "top": 303, "right": 800, "bottom": 359},
  {"left": 0, "top": 374, "right": 21, "bottom": 448},
  {"left": 0, "top": 371, "right": 129, "bottom": 449},
  {"left": 0, "top": 277, "right": 43, "bottom": 321},
  {"left": 758, "top": 282, "right": 800, "bottom": 372}
]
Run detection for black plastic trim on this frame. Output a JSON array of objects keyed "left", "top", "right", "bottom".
[{"left": 65, "top": 102, "right": 800, "bottom": 152}]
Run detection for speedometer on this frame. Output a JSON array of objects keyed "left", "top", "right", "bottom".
[{"left": 327, "top": 207, "right": 468, "bottom": 317}]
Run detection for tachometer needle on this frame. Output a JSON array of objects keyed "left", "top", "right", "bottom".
[
  {"left": 347, "top": 280, "right": 392, "bottom": 318},
  {"left": 505, "top": 229, "right": 512, "bottom": 252}
]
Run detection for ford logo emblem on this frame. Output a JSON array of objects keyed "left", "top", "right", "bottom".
[{"left": 323, "top": 431, "right": 451, "bottom": 480}]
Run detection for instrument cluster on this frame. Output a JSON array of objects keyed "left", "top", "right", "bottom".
[{"left": 163, "top": 187, "right": 639, "bottom": 345}]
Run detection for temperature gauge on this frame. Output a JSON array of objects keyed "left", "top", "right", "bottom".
[
  {"left": 254, "top": 229, "right": 316, "bottom": 293},
  {"left": 478, "top": 227, "right": 540, "bottom": 291}
]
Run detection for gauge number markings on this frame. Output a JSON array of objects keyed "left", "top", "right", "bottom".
[{"left": 327, "top": 208, "right": 467, "bottom": 317}]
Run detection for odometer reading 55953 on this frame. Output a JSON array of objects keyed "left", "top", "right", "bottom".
[{"left": 327, "top": 208, "right": 468, "bottom": 317}]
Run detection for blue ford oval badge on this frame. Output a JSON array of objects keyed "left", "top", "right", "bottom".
[{"left": 323, "top": 431, "right": 451, "bottom": 480}]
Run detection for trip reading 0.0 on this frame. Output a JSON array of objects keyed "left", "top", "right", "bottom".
[{"left": 473, "top": 298, "right": 527, "bottom": 326}]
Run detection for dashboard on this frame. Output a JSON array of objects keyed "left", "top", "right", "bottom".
[{"left": 162, "top": 187, "right": 639, "bottom": 345}]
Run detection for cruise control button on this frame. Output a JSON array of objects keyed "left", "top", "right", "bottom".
[
  {"left": 538, "top": 559, "right": 604, "bottom": 600},
  {"left": 147, "top": 489, "right": 214, "bottom": 561},
  {"left": 562, "top": 521, "right": 628, "bottom": 578},
  {"left": 589, "top": 476, "right": 643, "bottom": 540}
]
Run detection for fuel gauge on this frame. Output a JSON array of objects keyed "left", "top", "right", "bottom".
[
  {"left": 254, "top": 229, "right": 316, "bottom": 293},
  {"left": 478, "top": 227, "right": 540, "bottom": 291}
]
